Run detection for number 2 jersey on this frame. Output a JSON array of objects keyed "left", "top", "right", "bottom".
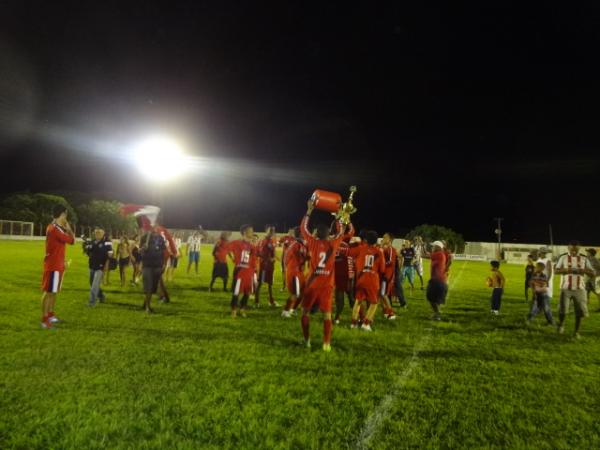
[{"left": 300, "top": 215, "right": 344, "bottom": 290}]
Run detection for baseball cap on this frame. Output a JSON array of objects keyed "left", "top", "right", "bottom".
[{"left": 431, "top": 240, "right": 444, "bottom": 249}]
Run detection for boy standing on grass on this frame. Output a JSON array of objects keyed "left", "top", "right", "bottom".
[
  {"left": 555, "top": 241, "right": 595, "bottom": 339},
  {"left": 226, "top": 225, "right": 258, "bottom": 318},
  {"left": 426, "top": 241, "right": 447, "bottom": 321},
  {"left": 209, "top": 231, "right": 231, "bottom": 292},
  {"left": 487, "top": 260, "right": 505, "bottom": 315},
  {"left": 527, "top": 262, "right": 554, "bottom": 325},
  {"left": 40, "top": 204, "right": 75, "bottom": 329}
]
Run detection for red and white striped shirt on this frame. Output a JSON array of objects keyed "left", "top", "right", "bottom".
[{"left": 555, "top": 253, "right": 593, "bottom": 290}]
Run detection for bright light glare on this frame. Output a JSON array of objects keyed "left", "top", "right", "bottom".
[{"left": 132, "top": 135, "right": 188, "bottom": 182}]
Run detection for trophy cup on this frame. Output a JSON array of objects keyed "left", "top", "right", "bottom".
[{"left": 335, "top": 186, "right": 357, "bottom": 225}]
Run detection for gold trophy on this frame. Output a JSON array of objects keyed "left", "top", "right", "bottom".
[{"left": 335, "top": 186, "right": 357, "bottom": 225}]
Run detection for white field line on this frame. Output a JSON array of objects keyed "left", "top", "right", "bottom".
[{"left": 354, "top": 261, "right": 468, "bottom": 449}]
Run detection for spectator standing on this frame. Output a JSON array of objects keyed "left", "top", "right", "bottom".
[
  {"left": 585, "top": 248, "right": 600, "bottom": 310},
  {"left": 426, "top": 241, "right": 448, "bottom": 321},
  {"left": 140, "top": 227, "right": 167, "bottom": 313},
  {"left": 524, "top": 254, "right": 535, "bottom": 302},
  {"left": 186, "top": 230, "right": 204, "bottom": 275},
  {"left": 116, "top": 236, "right": 131, "bottom": 287},
  {"left": 555, "top": 241, "right": 595, "bottom": 338},
  {"left": 84, "top": 227, "right": 113, "bottom": 306},
  {"left": 536, "top": 247, "right": 554, "bottom": 300},
  {"left": 487, "top": 260, "right": 505, "bottom": 315}
]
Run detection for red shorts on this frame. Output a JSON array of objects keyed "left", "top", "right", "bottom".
[
  {"left": 355, "top": 284, "right": 379, "bottom": 304},
  {"left": 259, "top": 263, "right": 274, "bottom": 284},
  {"left": 302, "top": 286, "right": 333, "bottom": 313},
  {"left": 233, "top": 270, "right": 255, "bottom": 296},
  {"left": 380, "top": 278, "right": 394, "bottom": 297},
  {"left": 41, "top": 270, "right": 64, "bottom": 293},
  {"left": 286, "top": 271, "right": 305, "bottom": 297}
]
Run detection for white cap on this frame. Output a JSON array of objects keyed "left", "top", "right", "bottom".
[{"left": 431, "top": 240, "right": 444, "bottom": 249}]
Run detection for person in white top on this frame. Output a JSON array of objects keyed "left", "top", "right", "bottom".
[
  {"left": 536, "top": 247, "right": 554, "bottom": 298},
  {"left": 554, "top": 241, "right": 596, "bottom": 339},
  {"left": 186, "top": 230, "right": 204, "bottom": 275},
  {"left": 413, "top": 236, "right": 425, "bottom": 290}
]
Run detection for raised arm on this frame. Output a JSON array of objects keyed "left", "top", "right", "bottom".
[
  {"left": 343, "top": 222, "right": 355, "bottom": 241},
  {"left": 300, "top": 200, "right": 315, "bottom": 243}
]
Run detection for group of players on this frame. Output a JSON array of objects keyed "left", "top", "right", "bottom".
[{"left": 220, "top": 200, "right": 451, "bottom": 351}]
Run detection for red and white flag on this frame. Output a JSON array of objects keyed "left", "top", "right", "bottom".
[{"left": 119, "top": 204, "right": 160, "bottom": 231}]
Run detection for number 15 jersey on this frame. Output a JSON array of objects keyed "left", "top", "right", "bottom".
[{"left": 225, "top": 240, "right": 257, "bottom": 275}]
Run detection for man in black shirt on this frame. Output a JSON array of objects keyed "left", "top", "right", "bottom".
[
  {"left": 140, "top": 227, "right": 167, "bottom": 313},
  {"left": 83, "top": 227, "right": 113, "bottom": 307},
  {"left": 399, "top": 241, "right": 416, "bottom": 294}
]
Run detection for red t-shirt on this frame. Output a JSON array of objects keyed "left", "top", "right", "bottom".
[
  {"left": 284, "top": 239, "right": 308, "bottom": 275},
  {"left": 225, "top": 240, "right": 257, "bottom": 273},
  {"left": 44, "top": 223, "right": 75, "bottom": 272},
  {"left": 349, "top": 244, "right": 385, "bottom": 290},
  {"left": 213, "top": 239, "right": 229, "bottom": 263},
  {"left": 301, "top": 215, "right": 344, "bottom": 289},
  {"left": 279, "top": 235, "right": 295, "bottom": 258},
  {"left": 431, "top": 251, "right": 448, "bottom": 282},
  {"left": 258, "top": 237, "right": 276, "bottom": 268},
  {"left": 382, "top": 246, "right": 397, "bottom": 280}
]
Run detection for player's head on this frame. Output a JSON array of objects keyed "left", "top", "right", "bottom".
[
  {"left": 431, "top": 240, "right": 444, "bottom": 251},
  {"left": 52, "top": 204, "right": 68, "bottom": 220},
  {"left": 292, "top": 226, "right": 301, "bottom": 239},
  {"left": 94, "top": 227, "right": 105, "bottom": 240},
  {"left": 568, "top": 240, "right": 580, "bottom": 254},
  {"left": 240, "top": 224, "right": 253, "bottom": 239},
  {"left": 382, "top": 232, "right": 394, "bottom": 245},
  {"left": 316, "top": 224, "right": 329, "bottom": 240},
  {"left": 535, "top": 261, "right": 546, "bottom": 273},
  {"left": 365, "top": 230, "right": 378, "bottom": 246},
  {"left": 220, "top": 231, "right": 231, "bottom": 241},
  {"left": 586, "top": 248, "right": 597, "bottom": 257},
  {"left": 490, "top": 260, "right": 500, "bottom": 270},
  {"left": 265, "top": 224, "right": 275, "bottom": 236},
  {"left": 527, "top": 254, "right": 534, "bottom": 263}
]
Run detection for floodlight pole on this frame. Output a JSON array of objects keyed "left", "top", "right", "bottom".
[{"left": 494, "top": 217, "right": 503, "bottom": 260}]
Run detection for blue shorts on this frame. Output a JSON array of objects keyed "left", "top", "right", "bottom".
[
  {"left": 189, "top": 251, "right": 200, "bottom": 263},
  {"left": 401, "top": 266, "right": 415, "bottom": 284}
]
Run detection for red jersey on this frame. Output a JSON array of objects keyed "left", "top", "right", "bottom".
[
  {"left": 279, "top": 235, "right": 295, "bottom": 259},
  {"left": 258, "top": 237, "right": 276, "bottom": 268},
  {"left": 349, "top": 244, "right": 386, "bottom": 290},
  {"left": 44, "top": 223, "right": 75, "bottom": 272},
  {"left": 382, "top": 246, "right": 397, "bottom": 280},
  {"left": 225, "top": 240, "right": 257, "bottom": 273},
  {"left": 334, "top": 223, "right": 355, "bottom": 280},
  {"left": 213, "top": 239, "right": 229, "bottom": 264},
  {"left": 431, "top": 251, "right": 448, "bottom": 282},
  {"left": 284, "top": 239, "right": 308, "bottom": 275},
  {"left": 301, "top": 215, "right": 344, "bottom": 289}
]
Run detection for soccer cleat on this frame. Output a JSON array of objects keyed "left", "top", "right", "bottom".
[
  {"left": 304, "top": 339, "right": 311, "bottom": 349},
  {"left": 49, "top": 316, "right": 63, "bottom": 324},
  {"left": 383, "top": 313, "right": 390, "bottom": 319},
  {"left": 40, "top": 320, "right": 53, "bottom": 329},
  {"left": 350, "top": 323, "right": 358, "bottom": 329},
  {"left": 387, "top": 315, "right": 396, "bottom": 321},
  {"left": 491, "top": 310, "right": 499, "bottom": 316},
  {"left": 322, "top": 343, "right": 332, "bottom": 352},
  {"left": 281, "top": 310, "right": 292, "bottom": 318},
  {"left": 361, "top": 323, "right": 373, "bottom": 332}
]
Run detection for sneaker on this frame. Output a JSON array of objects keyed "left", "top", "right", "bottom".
[
  {"left": 361, "top": 323, "right": 373, "bottom": 332},
  {"left": 383, "top": 313, "right": 390, "bottom": 319},
  {"left": 322, "top": 343, "right": 332, "bottom": 352},
  {"left": 558, "top": 325, "right": 565, "bottom": 334},
  {"left": 387, "top": 314, "right": 396, "bottom": 320},
  {"left": 492, "top": 310, "right": 499, "bottom": 316},
  {"left": 49, "top": 316, "right": 63, "bottom": 324},
  {"left": 40, "top": 320, "right": 53, "bottom": 329},
  {"left": 270, "top": 301, "right": 280, "bottom": 308},
  {"left": 281, "top": 310, "right": 292, "bottom": 318},
  {"left": 304, "top": 339, "right": 311, "bottom": 349},
  {"left": 350, "top": 323, "right": 358, "bottom": 329}
]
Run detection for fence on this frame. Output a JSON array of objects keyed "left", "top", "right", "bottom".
[{"left": 0, "top": 220, "right": 34, "bottom": 237}]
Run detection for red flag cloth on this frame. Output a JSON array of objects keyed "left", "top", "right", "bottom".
[{"left": 119, "top": 204, "right": 160, "bottom": 231}]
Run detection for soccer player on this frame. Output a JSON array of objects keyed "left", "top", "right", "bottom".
[
  {"left": 226, "top": 224, "right": 258, "bottom": 318},
  {"left": 349, "top": 230, "right": 386, "bottom": 331},
  {"left": 555, "top": 241, "right": 596, "bottom": 338},
  {"left": 399, "top": 240, "right": 416, "bottom": 295},
  {"left": 426, "top": 240, "right": 448, "bottom": 320},
  {"left": 379, "top": 232, "right": 397, "bottom": 320},
  {"left": 209, "top": 231, "right": 231, "bottom": 292},
  {"left": 281, "top": 227, "right": 308, "bottom": 318},
  {"left": 255, "top": 225, "right": 279, "bottom": 307},
  {"left": 186, "top": 230, "right": 203, "bottom": 275},
  {"left": 40, "top": 204, "right": 75, "bottom": 329},
  {"left": 333, "top": 222, "right": 355, "bottom": 324},
  {"left": 300, "top": 200, "right": 344, "bottom": 351},
  {"left": 278, "top": 229, "right": 295, "bottom": 290}
]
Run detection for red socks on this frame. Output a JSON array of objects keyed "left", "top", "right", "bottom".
[
  {"left": 323, "top": 319, "right": 332, "bottom": 344},
  {"left": 301, "top": 315, "right": 310, "bottom": 340},
  {"left": 284, "top": 298, "right": 293, "bottom": 311},
  {"left": 363, "top": 318, "right": 371, "bottom": 326}
]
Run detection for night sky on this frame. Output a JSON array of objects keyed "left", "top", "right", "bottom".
[{"left": 1, "top": 2, "right": 599, "bottom": 243}]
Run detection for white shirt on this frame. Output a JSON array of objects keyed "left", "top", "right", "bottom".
[
  {"left": 555, "top": 253, "right": 593, "bottom": 290},
  {"left": 536, "top": 257, "right": 554, "bottom": 297},
  {"left": 187, "top": 236, "right": 203, "bottom": 252}
]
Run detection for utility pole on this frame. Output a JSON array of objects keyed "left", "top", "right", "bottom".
[
  {"left": 549, "top": 224, "right": 554, "bottom": 255},
  {"left": 494, "top": 217, "right": 503, "bottom": 260}
]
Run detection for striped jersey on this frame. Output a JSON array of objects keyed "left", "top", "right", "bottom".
[{"left": 555, "top": 253, "right": 593, "bottom": 290}]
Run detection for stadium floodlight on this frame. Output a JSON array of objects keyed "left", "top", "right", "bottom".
[{"left": 131, "top": 135, "right": 189, "bottom": 183}]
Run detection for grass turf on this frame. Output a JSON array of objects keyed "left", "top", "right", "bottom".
[{"left": 0, "top": 240, "right": 599, "bottom": 449}]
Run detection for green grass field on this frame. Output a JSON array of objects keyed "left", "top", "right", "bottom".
[{"left": 1, "top": 241, "right": 599, "bottom": 449}]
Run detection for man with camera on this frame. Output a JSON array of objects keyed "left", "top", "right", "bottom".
[{"left": 83, "top": 227, "right": 113, "bottom": 307}]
